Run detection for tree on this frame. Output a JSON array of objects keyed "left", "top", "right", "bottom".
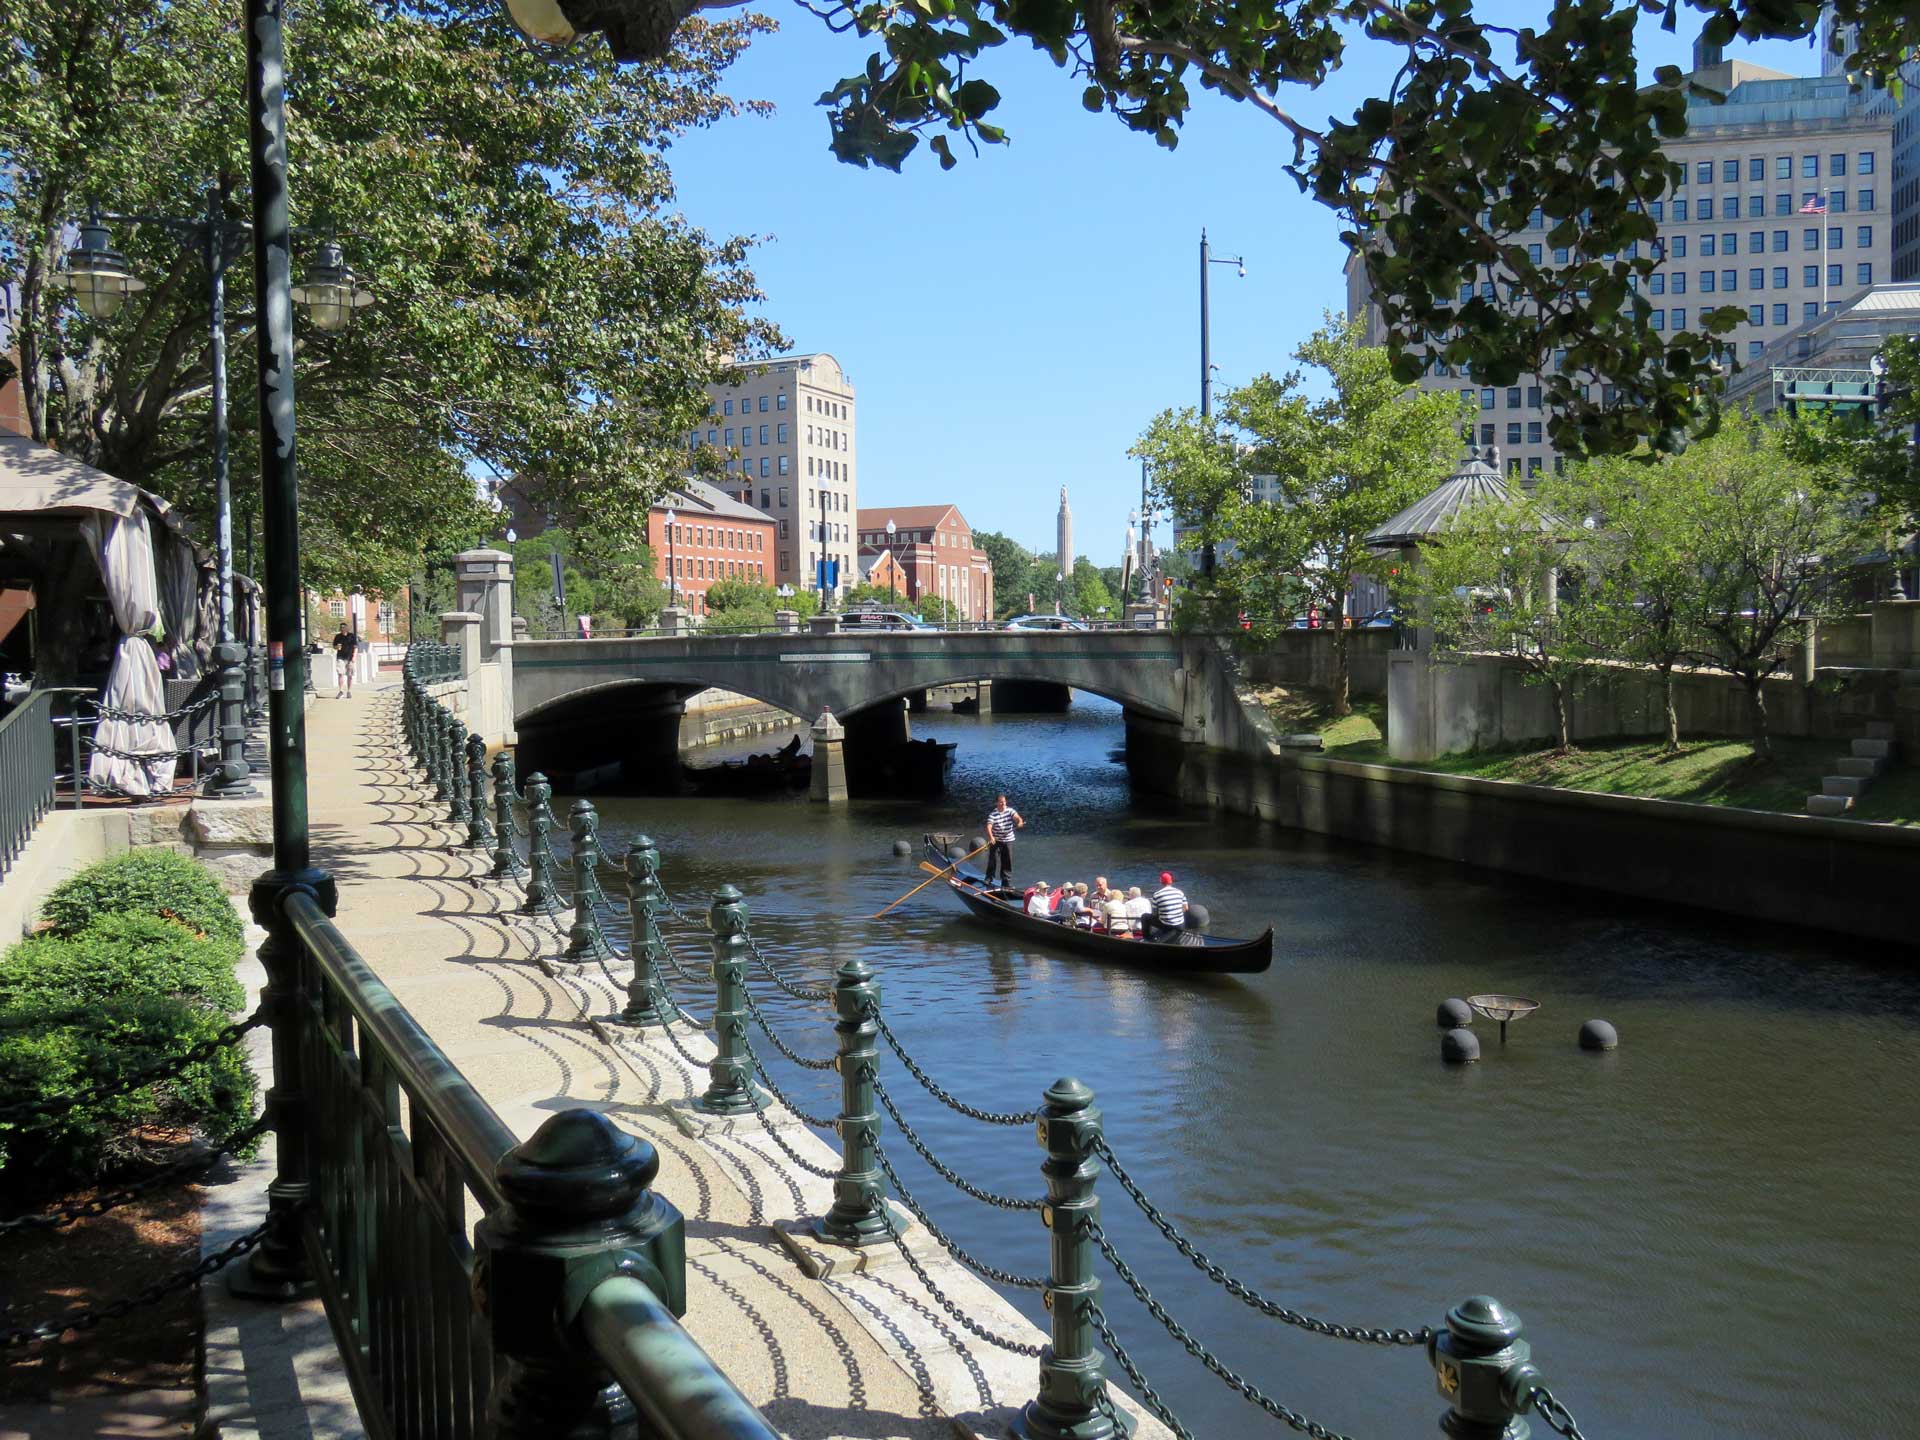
[
  {"left": 1403, "top": 495, "right": 1608, "bottom": 752},
  {"left": 703, "top": 580, "right": 817, "bottom": 628},
  {"left": 1679, "top": 414, "right": 1871, "bottom": 760},
  {"left": 1798, "top": 337, "right": 1920, "bottom": 593},
  {"left": 552, "top": 2, "right": 1920, "bottom": 464},
  {"left": 1137, "top": 313, "right": 1470, "bottom": 715},
  {"left": 1068, "top": 562, "right": 1114, "bottom": 619},
  {"left": 1548, "top": 453, "right": 1708, "bottom": 752},
  {"left": 0, "top": 0, "right": 778, "bottom": 592},
  {"left": 971, "top": 530, "right": 1032, "bottom": 619}
]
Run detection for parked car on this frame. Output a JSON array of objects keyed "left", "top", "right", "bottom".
[
  {"left": 1002, "top": 615, "right": 1089, "bottom": 631},
  {"left": 841, "top": 608, "right": 937, "bottom": 631}
]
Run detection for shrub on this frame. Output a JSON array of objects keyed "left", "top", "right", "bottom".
[
  {"left": 0, "top": 913, "right": 243, "bottom": 1015},
  {"left": 38, "top": 849, "right": 243, "bottom": 959}
]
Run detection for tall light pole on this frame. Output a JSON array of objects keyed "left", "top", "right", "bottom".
[
  {"left": 885, "top": 516, "right": 897, "bottom": 604},
  {"left": 1199, "top": 229, "right": 1245, "bottom": 580},
  {"left": 663, "top": 506, "right": 678, "bottom": 616},
  {"left": 52, "top": 196, "right": 370, "bottom": 800}
]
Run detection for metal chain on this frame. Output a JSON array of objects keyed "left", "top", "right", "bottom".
[
  {"left": 740, "top": 1084, "right": 842, "bottom": 1180},
  {"left": 1086, "top": 1299, "right": 1197, "bottom": 1440},
  {"left": 868, "top": 1009, "right": 1038, "bottom": 1126},
  {"left": 1529, "top": 1386, "right": 1589, "bottom": 1440},
  {"left": 0, "top": 1118, "right": 271, "bottom": 1234},
  {"left": 872, "top": 1078, "right": 1044, "bottom": 1211},
  {"left": 735, "top": 1031, "right": 839, "bottom": 1128},
  {"left": 654, "top": 930, "right": 703, "bottom": 984},
  {"left": 3, "top": 1216, "right": 277, "bottom": 1349},
  {"left": 743, "top": 933, "right": 836, "bottom": 1002},
  {"left": 86, "top": 688, "right": 221, "bottom": 725},
  {"left": 1089, "top": 1222, "right": 1361, "bottom": 1440},
  {"left": 737, "top": 984, "right": 839, "bottom": 1071},
  {"left": 1092, "top": 1137, "right": 1431, "bottom": 1348},
  {"left": 0, "top": 1010, "right": 266, "bottom": 1125},
  {"left": 870, "top": 1154, "right": 1045, "bottom": 1355},
  {"left": 873, "top": 1143, "right": 1048, "bottom": 1291}
]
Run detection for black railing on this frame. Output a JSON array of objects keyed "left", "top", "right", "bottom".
[{"left": 0, "top": 690, "right": 56, "bottom": 880}]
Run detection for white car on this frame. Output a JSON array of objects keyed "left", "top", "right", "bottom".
[{"left": 1001, "top": 615, "right": 1088, "bottom": 632}]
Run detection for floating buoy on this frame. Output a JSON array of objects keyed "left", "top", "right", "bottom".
[
  {"left": 892, "top": 840, "right": 912, "bottom": 857},
  {"left": 970, "top": 835, "right": 987, "bottom": 853},
  {"left": 1436, "top": 997, "right": 1473, "bottom": 1029},
  {"left": 1441, "top": 1028, "right": 1481, "bottom": 1064},
  {"left": 1185, "top": 904, "right": 1211, "bottom": 933},
  {"left": 1579, "top": 1019, "right": 1619, "bottom": 1052}
]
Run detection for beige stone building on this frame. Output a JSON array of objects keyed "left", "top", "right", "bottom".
[
  {"left": 1347, "top": 41, "right": 1893, "bottom": 482},
  {"left": 689, "top": 353, "right": 857, "bottom": 599}
]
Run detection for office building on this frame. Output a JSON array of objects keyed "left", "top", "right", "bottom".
[
  {"left": 1821, "top": 6, "right": 1920, "bottom": 281},
  {"left": 648, "top": 478, "right": 777, "bottom": 618},
  {"left": 855, "top": 503, "right": 995, "bottom": 623},
  {"left": 691, "top": 353, "right": 856, "bottom": 600},
  {"left": 1347, "top": 37, "right": 1893, "bottom": 481}
]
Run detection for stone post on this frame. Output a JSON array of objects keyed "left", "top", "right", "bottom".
[
  {"left": 490, "top": 751, "right": 521, "bottom": 878},
  {"left": 814, "top": 959, "right": 891, "bottom": 1248},
  {"left": 620, "top": 837, "right": 672, "bottom": 1028},
  {"left": 564, "top": 800, "right": 608, "bottom": 964},
  {"left": 456, "top": 548, "right": 517, "bottom": 747},
  {"left": 974, "top": 679, "right": 993, "bottom": 715},
  {"left": 1427, "top": 1296, "right": 1541, "bottom": 1440},
  {"left": 808, "top": 613, "right": 839, "bottom": 635},
  {"left": 475, "top": 1111, "right": 687, "bottom": 1440},
  {"left": 441, "top": 610, "right": 483, "bottom": 681},
  {"left": 521, "top": 774, "right": 558, "bottom": 916},
  {"left": 693, "top": 885, "right": 765, "bottom": 1115},
  {"left": 660, "top": 606, "right": 688, "bottom": 637},
  {"left": 466, "top": 732, "right": 494, "bottom": 850},
  {"left": 1020, "top": 1078, "right": 1126, "bottom": 1440},
  {"left": 809, "top": 710, "right": 847, "bottom": 805},
  {"left": 774, "top": 609, "right": 800, "bottom": 635}
]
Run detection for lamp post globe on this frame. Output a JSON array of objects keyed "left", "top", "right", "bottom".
[
  {"left": 291, "top": 241, "right": 374, "bottom": 332},
  {"left": 52, "top": 214, "right": 146, "bottom": 321}
]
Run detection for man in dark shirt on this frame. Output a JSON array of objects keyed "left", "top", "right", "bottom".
[{"left": 331, "top": 627, "right": 359, "bottom": 698}]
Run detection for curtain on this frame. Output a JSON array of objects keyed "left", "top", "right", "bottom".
[
  {"left": 351, "top": 593, "right": 376, "bottom": 684},
  {"left": 81, "top": 510, "right": 177, "bottom": 796}
]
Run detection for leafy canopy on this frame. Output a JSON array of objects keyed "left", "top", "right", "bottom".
[
  {"left": 0, "top": 0, "right": 778, "bottom": 591},
  {"left": 555, "top": 0, "right": 1920, "bottom": 463}
]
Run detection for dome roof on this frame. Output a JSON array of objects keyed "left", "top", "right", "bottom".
[{"left": 1366, "top": 445, "right": 1536, "bottom": 548}]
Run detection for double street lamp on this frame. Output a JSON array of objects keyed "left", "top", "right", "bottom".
[
  {"left": 51, "top": 194, "right": 372, "bottom": 797},
  {"left": 885, "top": 516, "right": 897, "bottom": 603},
  {"left": 1198, "top": 228, "right": 1245, "bottom": 581}
]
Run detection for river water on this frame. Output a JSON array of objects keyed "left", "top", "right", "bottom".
[{"left": 581, "top": 695, "right": 1919, "bottom": 1439}]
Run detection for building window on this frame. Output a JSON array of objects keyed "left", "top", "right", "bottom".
[
  {"left": 776, "top": 423, "right": 788, "bottom": 442},
  {"left": 1750, "top": 230, "right": 1765, "bottom": 253},
  {"left": 1480, "top": 388, "right": 1495, "bottom": 409},
  {"left": 1802, "top": 154, "right": 1819, "bottom": 178},
  {"left": 757, "top": 457, "right": 768, "bottom": 477},
  {"left": 1776, "top": 155, "right": 1792, "bottom": 179},
  {"left": 739, "top": 427, "right": 750, "bottom": 448},
  {"left": 1651, "top": 310, "right": 1666, "bottom": 331},
  {"left": 1804, "top": 302, "right": 1819, "bottom": 320},
  {"left": 1722, "top": 159, "right": 1738, "bottom": 184},
  {"left": 1695, "top": 160, "right": 1713, "bottom": 184},
  {"left": 1528, "top": 242, "right": 1542, "bottom": 263},
  {"left": 1530, "top": 207, "right": 1543, "bottom": 229},
  {"left": 1747, "top": 304, "right": 1763, "bottom": 326},
  {"left": 723, "top": 399, "right": 733, "bottom": 415},
  {"left": 1506, "top": 421, "right": 1522, "bottom": 445},
  {"left": 1803, "top": 264, "right": 1819, "bottom": 286},
  {"left": 776, "top": 392, "right": 788, "bottom": 410},
  {"left": 1858, "top": 225, "right": 1873, "bottom": 248},
  {"left": 1671, "top": 236, "right": 1686, "bottom": 258},
  {"left": 1671, "top": 308, "right": 1686, "bottom": 328},
  {"left": 1479, "top": 423, "right": 1494, "bottom": 447},
  {"left": 1505, "top": 386, "right": 1522, "bottom": 408},
  {"left": 1750, "top": 267, "right": 1765, "bottom": 290},
  {"left": 1859, "top": 188, "right": 1875, "bottom": 211},
  {"left": 1831, "top": 153, "right": 1848, "bottom": 178},
  {"left": 778, "top": 456, "right": 790, "bottom": 476},
  {"left": 1527, "top": 385, "right": 1541, "bottom": 408},
  {"left": 1748, "top": 340, "right": 1765, "bottom": 358},
  {"left": 1553, "top": 245, "right": 1571, "bottom": 264},
  {"left": 1774, "top": 192, "right": 1791, "bottom": 215},
  {"left": 1673, "top": 199, "right": 1688, "bottom": 222},
  {"left": 1772, "top": 230, "right": 1788, "bottom": 252},
  {"left": 1748, "top": 156, "right": 1765, "bottom": 182},
  {"left": 1830, "top": 190, "right": 1848, "bottom": 214},
  {"left": 1722, "top": 232, "right": 1737, "bottom": 254},
  {"left": 1859, "top": 262, "right": 1874, "bottom": 284},
  {"left": 1859, "top": 151, "right": 1876, "bottom": 175},
  {"left": 1804, "top": 228, "right": 1820, "bottom": 250},
  {"left": 758, "top": 394, "right": 769, "bottom": 412},
  {"left": 1701, "top": 234, "right": 1716, "bottom": 257},
  {"left": 778, "top": 486, "right": 789, "bottom": 507},
  {"left": 1699, "top": 197, "right": 1715, "bottom": 220},
  {"left": 1672, "top": 273, "right": 1687, "bottom": 294},
  {"left": 1772, "top": 266, "right": 1788, "bottom": 288},
  {"left": 1772, "top": 304, "right": 1788, "bottom": 325},
  {"left": 707, "top": 428, "right": 717, "bottom": 444},
  {"left": 779, "top": 519, "right": 790, "bottom": 538},
  {"left": 1746, "top": 195, "right": 1764, "bottom": 218},
  {"left": 724, "top": 427, "right": 734, "bottom": 446},
  {"left": 1700, "top": 271, "right": 1716, "bottom": 292},
  {"left": 760, "top": 489, "right": 770, "bottom": 507},
  {"left": 1829, "top": 226, "right": 1844, "bottom": 249},
  {"left": 1650, "top": 200, "right": 1664, "bottom": 221}
]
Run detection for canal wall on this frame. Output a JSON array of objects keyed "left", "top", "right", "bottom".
[
  {"left": 1130, "top": 721, "right": 1915, "bottom": 946},
  {"left": 679, "top": 688, "right": 797, "bottom": 750},
  {"left": 1242, "top": 629, "right": 1394, "bottom": 698}
]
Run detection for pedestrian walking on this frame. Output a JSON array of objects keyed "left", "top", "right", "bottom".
[{"left": 331, "top": 626, "right": 359, "bottom": 698}]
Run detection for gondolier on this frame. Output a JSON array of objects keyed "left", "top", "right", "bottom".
[
  {"left": 983, "top": 794, "right": 1024, "bottom": 887},
  {"left": 1145, "top": 873, "right": 1189, "bottom": 941}
]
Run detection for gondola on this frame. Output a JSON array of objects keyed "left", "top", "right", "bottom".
[{"left": 922, "top": 842, "right": 1273, "bottom": 974}]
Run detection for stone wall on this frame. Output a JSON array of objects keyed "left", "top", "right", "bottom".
[{"left": 1241, "top": 629, "right": 1394, "bottom": 698}]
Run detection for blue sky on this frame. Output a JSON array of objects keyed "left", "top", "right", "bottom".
[{"left": 666, "top": 10, "right": 1821, "bottom": 559}]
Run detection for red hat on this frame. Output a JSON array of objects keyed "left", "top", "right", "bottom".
[{"left": 1159, "top": 871, "right": 1173, "bottom": 885}]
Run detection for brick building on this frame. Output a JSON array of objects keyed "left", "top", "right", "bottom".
[
  {"left": 854, "top": 503, "right": 994, "bottom": 623},
  {"left": 648, "top": 478, "right": 777, "bottom": 618}
]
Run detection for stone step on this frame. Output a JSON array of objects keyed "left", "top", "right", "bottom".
[
  {"left": 1835, "top": 756, "right": 1884, "bottom": 779},
  {"left": 1807, "top": 793, "right": 1855, "bottom": 816},
  {"left": 1864, "top": 720, "right": 1896, "bottom": 741},
  {"left": 1851, "top": 738, "right": 1897, "bottom": 761},
  {"left": 1822, "top": 775, "right": 1870, "bottom": 798}
]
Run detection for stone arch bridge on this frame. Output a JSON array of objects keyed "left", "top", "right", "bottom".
[{"left": 509, "top": 629, "right": 1270, "bottom": 791}]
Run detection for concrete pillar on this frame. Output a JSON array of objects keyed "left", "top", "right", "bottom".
[
  {"left": 775, "top": 609, "right": 800, "bottom": 635},
  {"left": 810, "top": 710, "right": 847, "bottom": 804},
  {"left": 441, "top": 611, "right": 482, "bottom": 680},
  {"left": 809, "top": 613, "right": 839, "bottom": 635},
  {"left": 975, "top": 680, "right": 992, "bottom": 714},
  {"left": 660, "top": 606, "right": 688, "bottom": 636},
  {"left": 1387, "top": 650, "right": 1437, "bottom": 761},
  {"left": 1870, "top": 600, "right": 1920, "bottom": 668},
  {"left": 456, "top": 548, "right": 516, "bottom": 748},
  {"left": 906, "top": 689, "right": 928, "bottom": 713},
  {"left": 512, "top": 614, "right": 529, "bottom": 645}
]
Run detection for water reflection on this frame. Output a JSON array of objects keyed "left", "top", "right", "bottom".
[{"left": 579, "top": 694, "right": 1920, "bottom": 1439}]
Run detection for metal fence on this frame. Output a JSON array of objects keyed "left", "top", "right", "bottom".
[{"left": 0, "top": 690, "right": 56, "bottom": 881}]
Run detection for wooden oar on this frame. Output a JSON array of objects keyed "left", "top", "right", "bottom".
[{"left": 871, "top": 840, "right": 990, "bottom": 919}]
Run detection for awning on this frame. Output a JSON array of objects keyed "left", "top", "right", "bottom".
[{"left": 0, "top": 432, "right": 149, "bottom": 518}]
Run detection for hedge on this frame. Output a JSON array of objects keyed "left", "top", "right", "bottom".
[{"left": 0, "top": 852, "right": 254, "bottom": 1182}]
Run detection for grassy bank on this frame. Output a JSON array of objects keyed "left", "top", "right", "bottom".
[{"left": 1257, "top": 685, "right": 1918, "bottom": 825}]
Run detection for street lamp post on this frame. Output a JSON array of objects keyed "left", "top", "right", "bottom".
[
  {"left": 663, "top": 507, "right": 678, "bottom": 623},
  {"left": 1055, "top": 569, "right": 1064, "bottom": 618},
  {"left": 51, "top": 193, "right": 371, "bottom": 799},
  {"left": 1199, "top": 229, "right": 1245, "bottom": 581},
  {"left": 885, "top": 517, "right": 897, "bottom": 604}
]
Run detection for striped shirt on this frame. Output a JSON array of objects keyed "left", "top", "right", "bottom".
[
  {"left": 987, "top": 806, "right": 1018, "bottom": 842},
  {"left": 1151, "top": 885, "right": 1188, "bottom": 926}
]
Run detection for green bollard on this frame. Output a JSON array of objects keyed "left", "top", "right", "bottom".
[
  {"left": 520, "top": 774, "right": 557, "bottom": 916},
  {"left": 466, "top": 733, "right": 494, "bottom": 850},
  {"left": 813, "top": 958, "right": 891, "bottom": 1247},
  {"left": 1017, "top": 1078, "right": 1129, "bottom": 1440},
  {"left": 489, "top": 752, "right": 521, "bottom": 878},
  {"left": 693, "top": 885, "right": 766, "bottom": 1115},
  {"left": 446, "top": 715, "right": 469, "bottom": 826},
  {"left": 619, "top": 837, "right": 672, "bottom": 1027},
  {"left": 1429, "top": 1297, "right": 1540, "bottom": 1440},
  {"left": 429, "top": 700, "right": 450, "bottom": 800},
  {"left": 564, "top": 800, "right": 608, "bottom": 963}
]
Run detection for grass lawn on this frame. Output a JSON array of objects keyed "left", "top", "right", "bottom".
[{"left": 1257, "top": 684, "right": 1919, "bottom": 825}]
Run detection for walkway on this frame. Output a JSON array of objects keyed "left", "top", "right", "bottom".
[{"left": 303, "top": 687, "right": 1167, "bottom": 1440}]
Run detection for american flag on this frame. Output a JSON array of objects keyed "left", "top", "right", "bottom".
[{"left": 1799, "top": 195, "right": 1828, "bottom": 215}]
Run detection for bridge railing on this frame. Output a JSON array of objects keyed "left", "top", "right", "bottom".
[
  {"left": 518, "top": 618, "right": 1173, "bottom": 641},
  {"left": 396, "top": 648, "right": 1595, "bottom": 1440}
]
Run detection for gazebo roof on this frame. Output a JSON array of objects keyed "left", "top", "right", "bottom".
[{"left": 1366, "top": 444, "right": 1531, "bottom": 548}]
